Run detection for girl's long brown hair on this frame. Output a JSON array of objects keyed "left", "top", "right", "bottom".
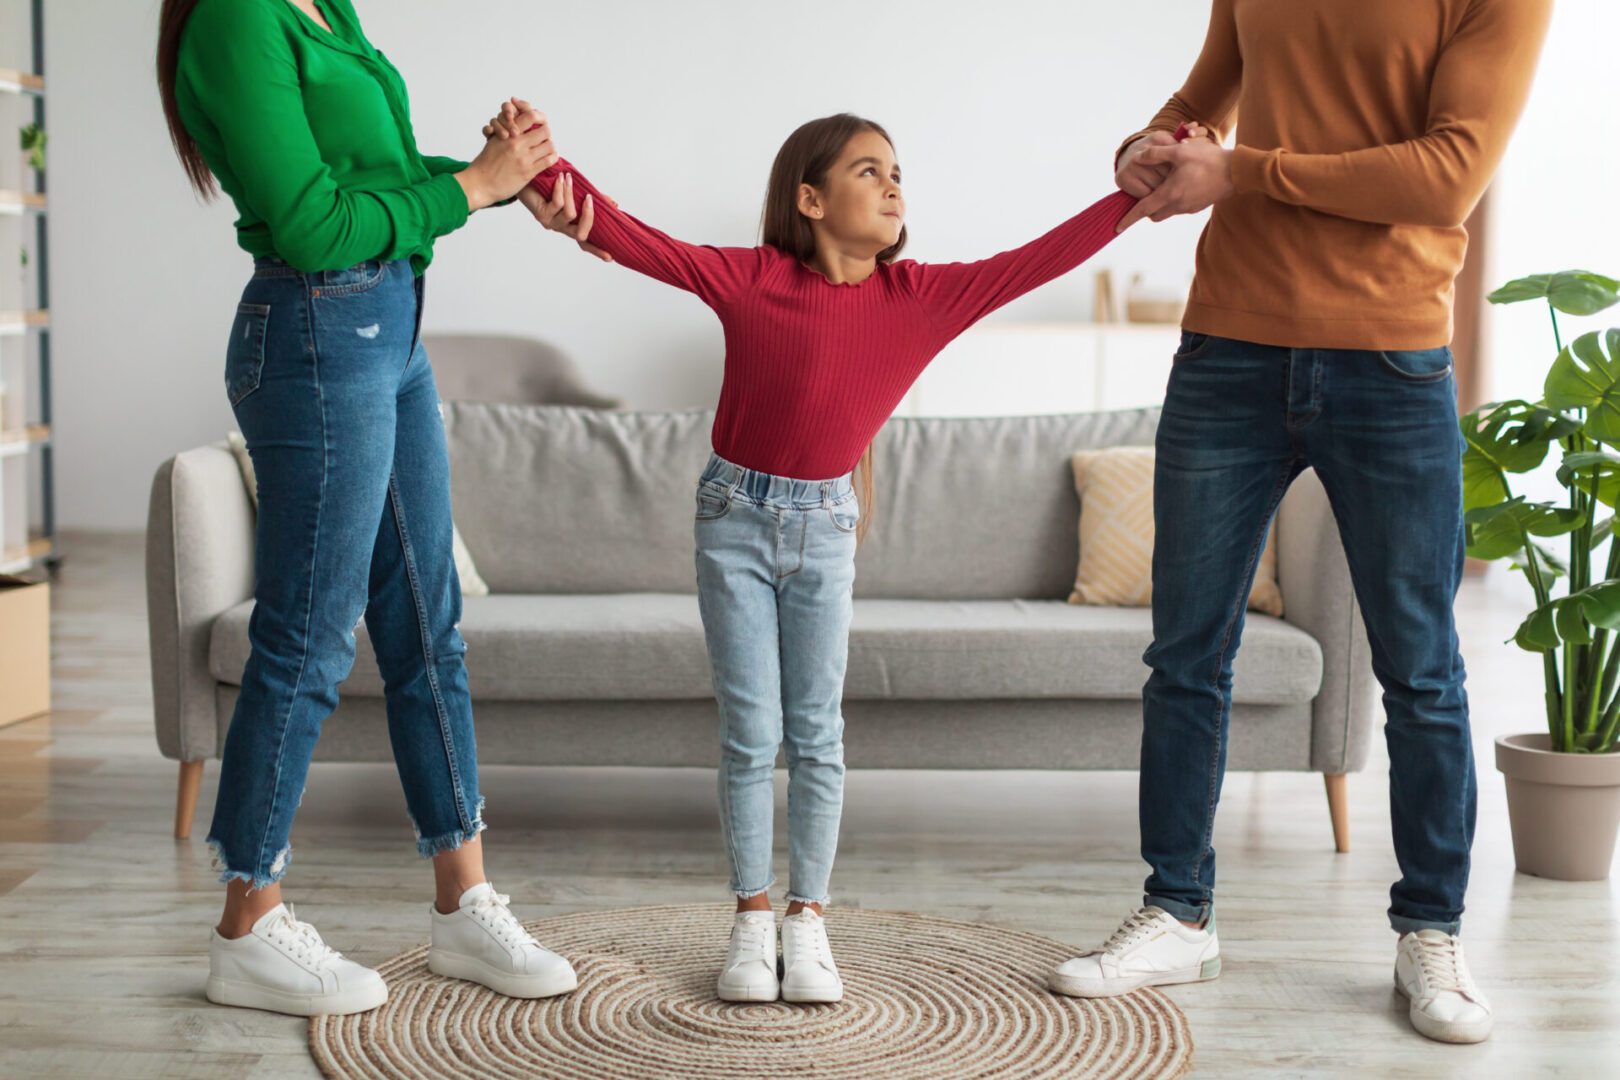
[
  {"left": 157, "top": 0, "right": 217, "bottom": 198},
  {"left": 760, "top": 114, "right": 904, "bottom": 544}
]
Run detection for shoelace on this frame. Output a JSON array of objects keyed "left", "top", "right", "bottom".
[
  {"left": 1095, "top": 908, "right": 1171, "bottom": 958},
  {"left": 468, "top": 890, "right": 532, "bottom": 952},
  {"left": 731, "top": 916, "right": 773, "bottom": 961},
  {"left": 266, "top": 905, "right": 342, "bottom": 970},
  {"left": 785, "top": 916, "right": 832, "bottom": 967},
  {"left": 1410, "top": 934, "right": 1478, "bottom": 998}
]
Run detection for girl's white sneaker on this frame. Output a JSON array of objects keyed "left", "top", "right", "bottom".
[
  {"left": 717, "top": 910, "right": 780, "bottom": 1002},
  {"left": 781, "top": 909, "right": 843, "bottom": 1004},
  {"left": 206, "top": 903, "right": 387, "bottom": 1016}
]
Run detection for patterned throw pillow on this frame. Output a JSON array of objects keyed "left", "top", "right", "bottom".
[{"left": 1068, "top": 446, "right": 1283, "bottom": 616}]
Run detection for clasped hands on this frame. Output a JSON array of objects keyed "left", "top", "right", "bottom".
[{"left": 1113, "top": 122, "right": 1235, "bottom": 233}]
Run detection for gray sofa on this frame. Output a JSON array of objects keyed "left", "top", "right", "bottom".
[{"left": 148, "top": 404, "right": 1375, "bottom": 849}]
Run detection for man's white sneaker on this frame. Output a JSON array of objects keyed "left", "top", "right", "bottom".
[
  {"left": 428, "top": 883, "right": 577, "bottom": 999},
  {"left": 206, "top": 903, "right": 387, "bottom": 1016},
  {"left": 1394, "top": 930, "right": 1492, "bottom": 1044},
  {"left": 717, "top": 911, "right": 780, "bottom": 1002},
  {"left": 780, "top": 909, "right": 843, "bottom": 1004},
  {"left": 1047, "top": 906, "right": 1221, "bottom": 999}
]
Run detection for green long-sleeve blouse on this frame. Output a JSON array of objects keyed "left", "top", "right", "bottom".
[{"left": 176, "top": 0, "right": 470, "bottom": 273}]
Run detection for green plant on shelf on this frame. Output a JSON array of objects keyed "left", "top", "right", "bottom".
[
  {"left": 1461, "top": 270, "right": 1620, "bottom": 753},
  {"left": 19, "top": 124, "right": 46, "bottom": 171}
]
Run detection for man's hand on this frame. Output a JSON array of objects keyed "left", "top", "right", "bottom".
[{"left": 1116, "top": 137, "right": 1235, "bottom": 233}]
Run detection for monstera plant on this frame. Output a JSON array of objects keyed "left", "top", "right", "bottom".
[
  {"left": 1464, "top": 270, "right": 1620, "bottom": 751},
  {"left": 1465, "top": 270, "right": 1620, "bottom": 880}
]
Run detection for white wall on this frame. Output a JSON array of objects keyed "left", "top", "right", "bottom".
[
  {"left": 42, "top": 1, "right": 1614, "bottom": 529},
  {"left": 46, "top": 0, "right": 1216, "bottom": 529},
  {"left": 1480, "top": 0, "right": 1620, "bottom": 496},
  {"left": 1473, "top": 0, "right": 1620, "bottom": 597}
]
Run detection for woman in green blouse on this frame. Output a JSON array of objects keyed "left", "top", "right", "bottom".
[{"left": 158, "top": 0, "right": 577, "bottom": 1016}]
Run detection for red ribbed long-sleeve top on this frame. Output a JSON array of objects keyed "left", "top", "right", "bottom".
[{"left": 530, "top": 160, "right": 1133, "bottom": 480}]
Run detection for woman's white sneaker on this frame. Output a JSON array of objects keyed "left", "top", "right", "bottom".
[
  {"left": 717, "top": 910, "right": 780, "bottom": 1002},
  {"left": 781, "top": 909, "right": 843, "bottom": 1004},
  {"left": 1047, "top": 906, "right": 1221, "bottom": 998},
  {"left": 428, "top": 882, "right": 578, "bottom": 999},
  {"left": 1395, "top": 930, "right": 1492, "bottom": 1044},
  {"left": 206, "top": 903, "right": 388, "bottom": 1016}
]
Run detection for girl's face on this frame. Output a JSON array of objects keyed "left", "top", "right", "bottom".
[{"left": 798, "top": 130, "right": 905, "bottom": 256}]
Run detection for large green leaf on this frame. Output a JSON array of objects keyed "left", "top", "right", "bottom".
[
  {"left": 1546, "top": 330, "right": 1620, "bottom": 442},
  {"left": 1465, "top": 498, "right": 1586, "bottom": 561},
  {"left": 1557, "top": 451, "right": 1620, "bottom": 508},
  {"left": 1515, "top": 580, "right": 1620, "bottom": 652},
  {"left": 1460, "top": 400, "right": 1579, "bottom": 510},
  {"left": 1489, "top": 271, "right": 1620, "bottom": 316}
]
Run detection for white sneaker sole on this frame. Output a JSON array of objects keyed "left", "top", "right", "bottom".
[
  {"left": 1047, "top": 955, "right": 1221, "bottom": 999},
  {"left": 428, "top": 949, "right": 577, "bottom": 999},
  {"left": 717, "top": 981, "right": 781, "bottom": 1001},
  {"left": 1394, "top": 977, "right": 1492, "bottom": 1044},
  {"left": 205, "top": 974, "right": 387, "bottom": 1017},
  {"left": 781, "top": 980, "right": 843, "bottom": 1004}
]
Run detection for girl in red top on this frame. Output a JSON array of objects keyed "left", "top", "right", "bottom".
[{"left": 493, "top": 104, "right": 1156, "bottom": 1004}]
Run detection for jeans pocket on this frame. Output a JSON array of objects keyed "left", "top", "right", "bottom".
[
  {"left": 695, "top": 484, "right": 732, "bottom": 521},
  {"left": 225, "top": 302, "right": 270, "bottom": 407},
  {"left": 1173, "top": 331, "right": 1212, "bottom": 362},
  {"left": 317, "top": 259, "right": 389, "bottom": 297},
  {"left": 1378, "top": 346, "right": 1454, "bottom": 382},
  {"left": 828, "top": 496, "right": 861, "bottom": 534}
]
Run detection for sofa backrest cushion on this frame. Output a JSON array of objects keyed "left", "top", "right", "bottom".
[{"left": 444, "top": 404, "right": 1160, "bottom": 599}]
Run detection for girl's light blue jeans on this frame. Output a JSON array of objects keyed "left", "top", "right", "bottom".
[{"left": 693, "top": 453, "right": 859, "bottom": 906}]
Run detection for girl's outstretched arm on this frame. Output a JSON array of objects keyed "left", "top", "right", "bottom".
[
  {"left": 898, "top": 190, "right": 1136, "bottom": 346},
  {"left": 524, "top": 158, "right": 764, "bottom": 311}
]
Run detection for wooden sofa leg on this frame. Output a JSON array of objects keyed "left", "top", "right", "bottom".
[
  {"left": 175, "top": 760, "right": 205, "bottom": 840},
  {"left": 1324, "top": 773, "right": 1350, "bottom": 854}
]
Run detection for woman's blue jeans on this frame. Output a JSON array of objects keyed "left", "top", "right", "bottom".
[{"left": 207, "top": 257, "right": 481, "bottom": 889}]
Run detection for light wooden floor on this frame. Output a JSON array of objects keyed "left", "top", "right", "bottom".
[{"left": 1, "top": 532, "right": 1615, "bottom": 1079}]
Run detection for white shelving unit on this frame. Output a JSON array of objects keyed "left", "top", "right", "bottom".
[
  {"left": 899, "top": 321, "right": 1184, "bottom": 419},
  {"left": 0, "top": 0, "right": 54, "bottom": 576}
]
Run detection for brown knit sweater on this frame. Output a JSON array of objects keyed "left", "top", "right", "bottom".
[{"left": 1121, "top": 0, "right": 1552, "bottom": 350}]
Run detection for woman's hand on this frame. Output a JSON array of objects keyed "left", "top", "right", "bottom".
[
  {"left": 518, "top": 173, "right": 614, "bottom": 263},
  {"left": 455, "top": 102, "right": 558, "bottom": 211}
]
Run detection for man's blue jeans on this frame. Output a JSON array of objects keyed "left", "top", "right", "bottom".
[{"left": 1141, "top": 333, "right": 1475, "bottom": 935}]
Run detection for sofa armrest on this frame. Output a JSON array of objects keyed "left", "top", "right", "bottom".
[
  {"left": 146, "top": 445, "right": 255, "bottom": 761},
  {"left": 1276, "top": 468, "right": 1377, "bottom": 774}
]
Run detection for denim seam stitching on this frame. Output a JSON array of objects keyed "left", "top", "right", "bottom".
[
  {"left": 387, "top": 471, "right": 471, "bottom": 834},
  {"left": 1338, "top": 589, "right": 1360, "bottom": 769},
  {"left": 318, "top": 262, "right": 389, "bottom": 297}
]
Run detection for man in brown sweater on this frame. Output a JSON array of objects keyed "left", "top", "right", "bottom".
[{"left": 1045, "top": 0, "right": 1552, "bottom": 1045}]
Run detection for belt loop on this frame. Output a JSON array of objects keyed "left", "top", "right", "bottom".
[{"left": 821, "top": 480, "right": 832, "bottom": 509}]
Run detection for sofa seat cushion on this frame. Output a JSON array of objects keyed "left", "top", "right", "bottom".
[{"left": 210, "top": 594, "right": 1323, "bottom": 705}]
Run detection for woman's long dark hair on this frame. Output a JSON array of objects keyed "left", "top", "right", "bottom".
[
  {"left": 760, "top": 113, "right": 905, "bottom": 543},
  {"left": 157, "top": 0, "right": 217, "bottom": 198}
]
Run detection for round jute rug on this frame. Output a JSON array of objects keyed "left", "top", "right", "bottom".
[{"left": 309, "top": 904, "right": 1193, "bottom": 1080}]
